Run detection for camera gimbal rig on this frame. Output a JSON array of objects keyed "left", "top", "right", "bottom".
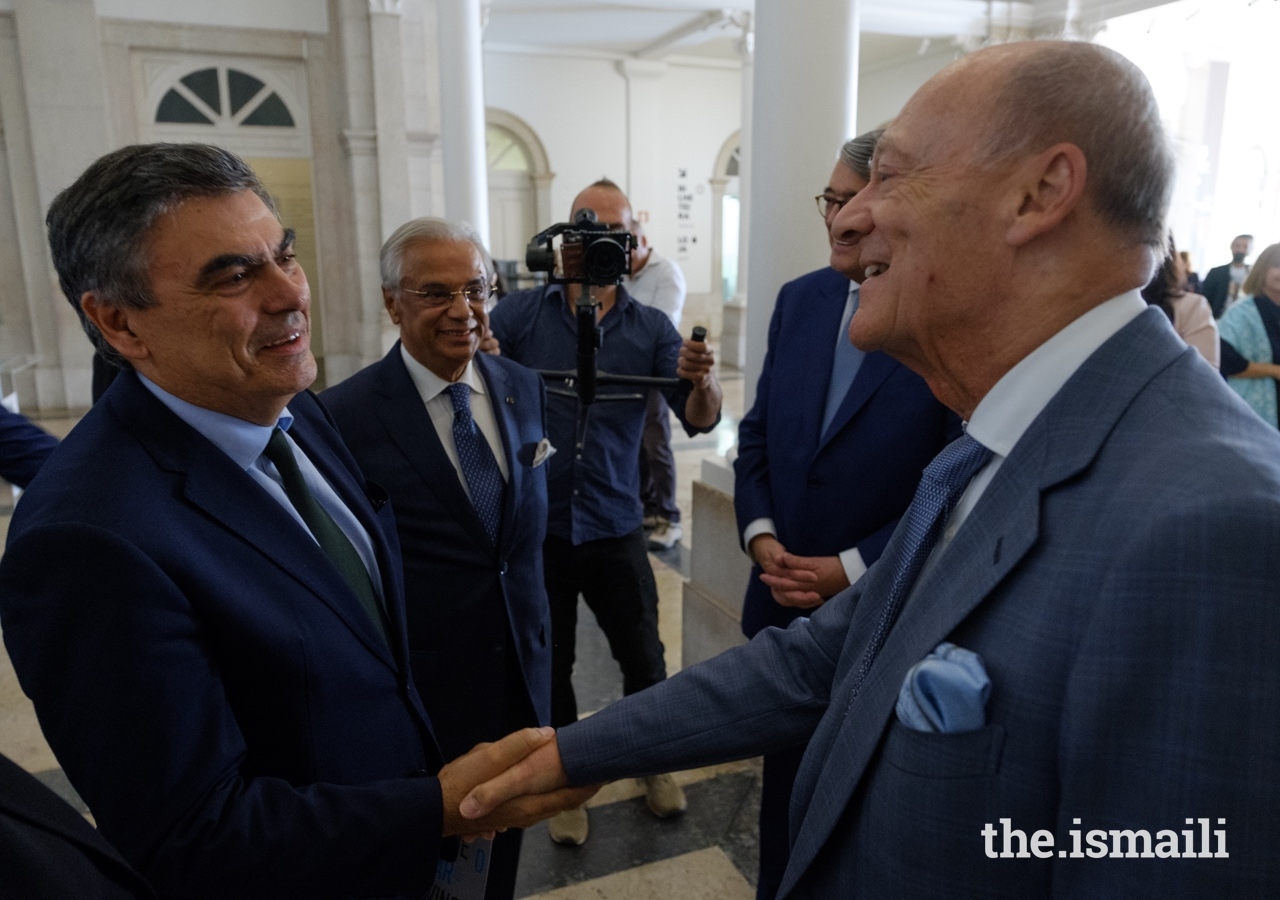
[{"left": 525, "top": 209, "right": 706, "bottom": 444}]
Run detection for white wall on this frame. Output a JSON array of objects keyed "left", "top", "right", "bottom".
[
  {"left": 483, "top": 50, "right": 741, "bottom": 302},
  {"left": 856, "top": 44, "right": 956, "bottom": 135}
]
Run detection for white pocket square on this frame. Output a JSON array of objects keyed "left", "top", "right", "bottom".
[{"left": 531, "top": 438, "right": 556, "bottom": 468}]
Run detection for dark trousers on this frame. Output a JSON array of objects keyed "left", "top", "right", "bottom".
[
  {"left": 639, "top": 390, "right": 680, "bottom": 523},
  {"left": 544, "top": 530, "right": 668, "bottom": 727},
  {"left": 757, "top": 743, "right": 807, "bottom": 900}
]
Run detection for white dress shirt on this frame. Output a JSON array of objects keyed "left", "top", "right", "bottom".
[{"left": 399, "top": 346, "right": 509, "bottom": 502}]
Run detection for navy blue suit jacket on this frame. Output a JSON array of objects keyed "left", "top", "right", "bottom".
[
  {"left": 321, "top": 347, "right": 552, "bottom": 761},
  {"left": 0, "top": 752, "right": 154, "bottom": 899},
  {"left": 0, "top": 404, "right": 58, "bottom": 488},
  {"left": 560, "top": 309, "right": 1280, "bottom": 897},
  {"left": 735, "top": 267, "right": 956, "bottom": 636},
  {"left": 0, "top": 372, "right": 446, "bottom": 900}
]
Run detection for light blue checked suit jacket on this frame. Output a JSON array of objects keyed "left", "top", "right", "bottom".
[{"left": 558, "top": 307, "right": 1280, "bottom": 898}]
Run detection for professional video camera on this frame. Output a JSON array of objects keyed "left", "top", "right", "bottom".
[
  {"left": 525, "top": 209, "right": 633, "bottom": 286},
  {"left": 521, "top": 209, "right": 706, "bottom": 444}
]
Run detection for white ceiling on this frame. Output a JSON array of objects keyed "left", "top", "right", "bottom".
[{"left": 482, "top": 0, "right": 1181, "bottom": 62}]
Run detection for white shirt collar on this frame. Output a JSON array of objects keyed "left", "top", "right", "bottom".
[
  {"left": 966, "top": 290, "right": 1147, "bottom": 458},
  {"left": 399, "top": 344, "right": 486, "bottom": 404}
]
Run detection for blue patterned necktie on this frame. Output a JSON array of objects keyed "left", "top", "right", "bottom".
[
  {"left": 447, "top": 383, "right": 504, "bottom": 543},
  {"left": 846, "top": 434, "right": 994, "bottom": 707}
]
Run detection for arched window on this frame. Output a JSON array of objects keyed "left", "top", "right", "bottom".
[{"left": 156, "top": 66, "right": 296, "bottom": 128}]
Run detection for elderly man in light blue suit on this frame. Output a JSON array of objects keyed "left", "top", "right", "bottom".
[{"left": 459, "top": 40, "right": 1280, "bottom": 897}]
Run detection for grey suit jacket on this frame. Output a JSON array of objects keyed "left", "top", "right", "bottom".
[{"left": 558, "top": 308, "right": 1280, "bottom": 897}]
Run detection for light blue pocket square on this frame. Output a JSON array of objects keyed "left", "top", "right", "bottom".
[{"left": 895, "top": 642, "right": 991, "bottom": 734}]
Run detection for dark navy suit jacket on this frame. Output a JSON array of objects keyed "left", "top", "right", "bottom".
[
  {"left": 734, "top": 267, "right": 956, "bottom": 636},
  {"left": 321, "top": 347, "right": 552, "bottom": 761},
  {"left": 0, "top": 752, "right": 154, "bottom": 899},
  {"left": 559, "top": 309, "right": 1280, "bottom": 897},
  {"left": 0, "top": 372, "right": 445, "bottom": 900}
]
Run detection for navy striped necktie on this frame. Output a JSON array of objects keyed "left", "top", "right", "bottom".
[{"left": 447, "top": 383, "right": 504, "bottom": 544}]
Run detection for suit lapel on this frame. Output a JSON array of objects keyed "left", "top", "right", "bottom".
[
  {"left": 778, "top": 308, "right": 1189, "bottom": 895},
  {"left": 111, "top": 374, "right": 399, "bottom": 671},
  {"left": 815, "top": 351, "right": 898, "bottom": 454},
  {"left": 372, "top": 347, "right": 494, "bottom": 551},
  {"left": 476, "top": 354, "right": 522, "bottom": 551}
]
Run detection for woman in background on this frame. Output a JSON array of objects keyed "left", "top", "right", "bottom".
[
  {"left": 1143, "top": 235, "right": 1218, "bottom": 367},
  {"left": 1219, "top": 242, "right": 1280, "bottom": 428}
]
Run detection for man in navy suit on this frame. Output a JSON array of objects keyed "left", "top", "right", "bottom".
[
  {"left": 0, "top": 144, "right": 582, "bottom": 899},
  {"left": 461, "top": 42, "right": 1280, "bottom": 897},
  {"left": 322, "top": 218, "right": 551, "bottom": 899},
  {"left": 734, "top": 128, "right": 955, "bottom": 899}
]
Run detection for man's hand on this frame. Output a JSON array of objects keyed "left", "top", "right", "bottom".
[
  {"left": 457, "top": 731, "right": 599, "bottom": 826},
  {"left": 757, "top": 551, "right": 850, "bottom": 609},
  {"left": 676, "top": 338, "right": 715, "bottom": 388},
  {"left": 479, "top": 327, "right": 501, "bottom": 356},
  {"left": 678, "top": 337, "right": 722, "bottom": 429}
]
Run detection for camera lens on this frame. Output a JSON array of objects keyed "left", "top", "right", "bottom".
[{"left": 584, "top": 237, "right": 628, "bottom": 283}]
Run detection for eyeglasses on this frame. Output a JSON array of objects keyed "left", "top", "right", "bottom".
[
  {"left": 396, "top": 283, "right": 492, "bottom": 307},
  {"left": 815, "top": 192, "right": 857, "bottom": 219}
]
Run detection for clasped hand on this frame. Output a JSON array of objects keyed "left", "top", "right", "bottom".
[{"left": 438, "top": 727, "right": 598, "bottom": 839}]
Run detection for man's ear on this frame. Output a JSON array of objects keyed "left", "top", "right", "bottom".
[
  {"left": 1006, "top": 142, "right": 1087, "bottom": 247},
  {"left": 382, "top": 287, "right": 402, "bottom": 325},
  {"left": 80, "top": 292, "right": 150, "bottom": 363}
]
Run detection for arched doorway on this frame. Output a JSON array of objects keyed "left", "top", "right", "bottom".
[
  {"left": 485, "top": 109, "right": 553, "bottom": 289},
  {"left": 710, "top": 131, "right": 742, "bottom": 304}
]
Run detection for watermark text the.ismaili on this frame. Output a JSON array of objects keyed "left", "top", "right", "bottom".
[{"left": 981, "top": 818, "right": 1228, "bottom": 859}]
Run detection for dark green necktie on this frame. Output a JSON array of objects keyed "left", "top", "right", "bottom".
[{"left": 264, "top": 428, "right": 388, "bottom": 645}]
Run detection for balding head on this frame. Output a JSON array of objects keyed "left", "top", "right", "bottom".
[
  {"left": 831, "top": 40, "right": 1172, "bottom": 418},
  {"left": 971, "top": 41, "right": 1172, "bottom": 248}
]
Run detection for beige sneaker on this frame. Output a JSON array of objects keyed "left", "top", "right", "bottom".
[
  {"left": 647, "top": 520, "right": 683, "bottom": 551},
  {"left": 642, "top": 773, "right": 687, "bottom": 818},
  {"left": 548, "top": 805, "right": 589, "bottom": 845}
]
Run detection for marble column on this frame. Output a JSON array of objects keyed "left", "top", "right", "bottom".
[
  {"left": 720, "top": 17, "right": 753, "bottom": 369},
  {"left": 9, "top": 0, "right": 114, "bottom": 411},
  {"left": 436, "top": 0, "right": 490, "bottom": 245},
  {"left": 368, "top": 0, "right": 412, "bottom": 242},
  {"left": 742, "top": 0, "right": 860, "bottom": 410}
]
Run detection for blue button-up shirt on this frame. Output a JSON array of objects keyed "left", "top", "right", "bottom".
[{"left": 490, "top": 284, "right": 717, "bottom": 543}]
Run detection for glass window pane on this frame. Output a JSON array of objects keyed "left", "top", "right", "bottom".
[
  {"left": 486, "top": 125, "right": 531, "bottom": 172},
  {"left": 156, "top": 89, "right": 213, "bottom": 124},
  {"left": 242, "top": 93, "right": 295, "bottom": 127},
  {"left": 228, "top": 69, "right": 267, "bottom": 116},
  {"left": 179, "top": 68, "right": 220, "bottom": 115}
]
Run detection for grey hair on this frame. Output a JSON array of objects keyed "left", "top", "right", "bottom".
[
  {"left": 839, "top": 127, "right": 885, "bottom": 182},
  {"left": 977, "top": 41, "right": 1173, "bottom": 248},
  {"left": 45, "top": 143, "right": 277, "bottom": 367},
  {"left": 380, "top": 217, "right": 495, "bottom": 289}
]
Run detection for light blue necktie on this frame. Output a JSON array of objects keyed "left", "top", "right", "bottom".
[
  {"left": 447, "top": 383, "right": 504, "bottom": 544},
  {"left": 845, "top": 434, "right": 994, "bottom": 710},
  {"left": 820, "top": 288, "right": 866, "bottom": 439}
]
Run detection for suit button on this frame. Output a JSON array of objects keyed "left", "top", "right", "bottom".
[
  {"left": 408, "top": 768, "right": 429, "bottom": 778},
  {"left": 500, "top": 562, "right": 509, "bottom": 575}
]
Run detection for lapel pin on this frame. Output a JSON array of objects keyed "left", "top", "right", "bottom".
[{"left": 506, "top": 396, "right": 515, "bottom": 404}]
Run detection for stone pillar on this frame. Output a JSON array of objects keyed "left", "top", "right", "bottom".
[
  {"left": 720, "top": 18, "right": 753, "bottom": 370},
  {"left": 10, "top": 0, "right": 114, "bottom": 412},
  {"left": 615, "top": 58, "right": 667, "bottom": 213},
  {"left": 368, "top": 0, "right": 412, "bottom": 241},
  {"left": 742, "top": 0, "right": 860, "bottom": 410},
  {"left": 437, "top": 0, "right": 490, "bottom": 245}
]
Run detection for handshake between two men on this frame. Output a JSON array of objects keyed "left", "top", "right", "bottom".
[{"left": 441, "top": 728, "right": 586, "bottom": 838}]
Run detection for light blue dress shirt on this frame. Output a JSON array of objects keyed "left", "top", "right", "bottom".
[{"left": 137, "top": 374, "right": 383, "bottom": 596}]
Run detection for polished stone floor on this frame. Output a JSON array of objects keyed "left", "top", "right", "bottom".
[{"left": 0, "top": 367, "right": 760, "bottom": 898}]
